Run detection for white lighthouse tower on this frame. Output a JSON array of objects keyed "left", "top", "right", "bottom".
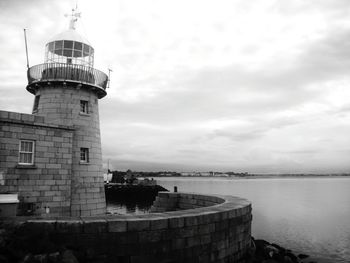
[{"left": 26, "top": 8, "right": 108, "bottom": 216}]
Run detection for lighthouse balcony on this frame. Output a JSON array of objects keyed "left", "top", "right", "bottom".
[{"left": 26, "top": 63, "right": 108, "bottom": 98}]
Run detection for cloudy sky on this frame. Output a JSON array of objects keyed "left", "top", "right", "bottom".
[{"left": 1, "top": 0, "right": 350, "bottom": 173}]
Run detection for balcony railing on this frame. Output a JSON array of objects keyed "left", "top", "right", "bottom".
[{"left": 27, "top": 63, "right": 108, "bottom": 91}]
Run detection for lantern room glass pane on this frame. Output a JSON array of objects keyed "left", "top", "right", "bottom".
[
  {"left": 55, "top": 49, "right": 63, "bottom": 56},
  {"left": 55, "top": 40, "right": 63, "bottom": 49},
  {"left": 73, "top": 50, "right": 82, "bottom": 57},
  {"left": 83, "top": 44, "right": 90, "bottom": 56},
  {"left": 74, "top": 41, "right": 82, "bottom": 50},
  {"left": 63, "top": 49, "right": 72, "bottom": 57},
  {"left": 48, "top": 42, "right": 54, "bottom": 51},
  {"left": 64, "top": 40, "right": 73, "bottom": 49}
]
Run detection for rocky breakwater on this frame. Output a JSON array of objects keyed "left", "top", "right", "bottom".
[{"left": 251, "top": 238, "right": 314, "bottom": 263}]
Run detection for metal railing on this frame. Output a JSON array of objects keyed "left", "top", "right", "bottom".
[{"left": 27, "top": 63, "right": 108, "bottom": 90}]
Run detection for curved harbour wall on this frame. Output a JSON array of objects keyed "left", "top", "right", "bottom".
[{"left": 2, "top": 192, "right": 252, "bottom": 263}]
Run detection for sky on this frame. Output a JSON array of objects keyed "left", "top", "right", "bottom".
[{"left": 1, "top": 0, "right": 350, "bottom": 173}]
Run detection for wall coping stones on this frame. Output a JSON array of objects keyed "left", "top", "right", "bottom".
[
  {"left": 0, "top": 110, "right": 74, "bottom": 130},
  {"left": 3, "top": 192, "right": 251, "bottom": 233}
]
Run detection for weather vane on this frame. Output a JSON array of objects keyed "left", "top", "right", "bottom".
[{"left": 64, "top": 4, "right": 81, "bottom": 30}]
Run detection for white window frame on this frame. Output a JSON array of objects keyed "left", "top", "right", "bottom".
[
  {"left": 80, "top": 100, "right": 89, "bottom": 114},
  {"left": 80, "top": 148, "right": 89, "bottom": 163},
  {"left": 18, "top": 140, "right": 35, "bottom": 165}
]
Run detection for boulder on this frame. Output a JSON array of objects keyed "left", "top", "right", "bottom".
[
  {"left": 60, "top": 250, "right": 79, "bottom": 263},
  {"left": 48, "top": 252, "right": 60, "bottom": 263},
  {"left": 297, "top": 254, "right": 309, "bottom": 260},
  {"left": 285, "top": 252, "right": 299, "bottom": 263},
  {"left": 264, "top": 244, "right": 280, "bottom": 257}
]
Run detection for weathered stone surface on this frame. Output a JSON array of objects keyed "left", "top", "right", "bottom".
[
  {"left": 107, "top": 219, "right": 127, "bottom": 233},
  {"left": 0, "top": 110, "right": 74, "bottom": 217},
  {"left": 0, "top": 192, "right": 252, "bottom": 263},
  {"left": 0, "top": 85, "right": 107, "bottom": 217}
]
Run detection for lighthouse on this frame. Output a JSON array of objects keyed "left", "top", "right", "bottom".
[{"left": 25, "top": 8, "right": 108, "bottom": 216}]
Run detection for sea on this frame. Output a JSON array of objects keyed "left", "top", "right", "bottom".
[{"left": 106, "top": 176, "right": 350, "bottom": 263}]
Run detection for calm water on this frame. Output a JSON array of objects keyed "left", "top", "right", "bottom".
[{"left": 154, "top": 177, "right": 350, "bottom": 263}]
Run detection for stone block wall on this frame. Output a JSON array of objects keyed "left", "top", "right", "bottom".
[
  {"left": 3, "top": 192, "right": 252, "bottom": 263},
  {"left": 0, "top": 110, "right": 74, "bottom": 216},
  {"left": 151, "top": 192, "right": 225, "bottom": 212},
  {"left": 33, "top": 85, "right": 106, "bottom": 216}
]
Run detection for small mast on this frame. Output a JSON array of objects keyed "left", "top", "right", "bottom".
[{"left": 65, "top": 6, "right": 81, "bottom": 30}]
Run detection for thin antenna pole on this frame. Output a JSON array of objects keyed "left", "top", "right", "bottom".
[
  {"left": 23, "top": 29, "right": 30, "bottom": 69},
  {"left": 108, "top": 68, "right": 113, "bottom": 88}
]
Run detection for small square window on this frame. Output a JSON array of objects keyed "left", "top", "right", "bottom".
[
  {"left": 32, "top": 95, "right": 40, "bottom": 113},
  {"left": 80, "top": 100, "right": 89, "bottom": 114},
  {"left": 80, "top": 148, "right": 89, "bottom": 163},
  {"left": 19, "top": 140, "right": 35, "bottom": 165}
]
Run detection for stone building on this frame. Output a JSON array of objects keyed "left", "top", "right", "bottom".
[{"left": 0, "top": 10, "right": 108, "bottom": 216}]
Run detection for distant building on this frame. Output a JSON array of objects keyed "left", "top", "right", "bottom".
[
  {"left": 0, "top": 10, "right": 108, "bottom": 216},
  {"left": 103, "top": 173, "right": 113, "bottom": 183}
]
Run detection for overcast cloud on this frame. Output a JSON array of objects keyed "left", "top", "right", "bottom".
[{"left": 1, "top": 0, "right": 350, "bottom": 173}]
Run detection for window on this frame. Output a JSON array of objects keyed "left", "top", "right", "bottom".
[
  {"left": 80, "top": 100, "right": 89, "bottom": 114},
  {"left": 32, "top": 95, "right": 40, "bottom": 113},
  {"left": 74, "top": 41, "right": 82, "bottom": 51},
  {"left": 19, "top": 140, "right": 35, "bottom": 165},
  {"left": 63, "top": 40, "right": 73, "bottom": 49},
  {"left": 80, "top": 148, "right": 89, "bottom": 163}
]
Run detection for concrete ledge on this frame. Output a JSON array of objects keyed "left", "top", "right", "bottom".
[
  {"left": 4, "top": 192, "right": 252, "bottom": 263},
  {"left": 0, "top": 110, "right": 74, "bottom": 130}
]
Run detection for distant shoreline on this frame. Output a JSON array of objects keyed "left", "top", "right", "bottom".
[
  {"left": 110, "top": 170, "right": 350, "bottom": 180},
  {"left": 146, "top": 174, "right": 350, "bottom": 179}
]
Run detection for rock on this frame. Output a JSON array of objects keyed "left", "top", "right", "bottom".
[
  {"left": 60, "top": 250, "right": 79, "bottom": 263},
  {"left": 47, "top": 252, "right": 60, "bottom": 263},
  {"left": 254, "top": 239, "right": 270, "bottom": 249},
  {"left": 33, "top": 254, "right": 48, "bottom": 263},
  {"left": 22, "top": 254, "right": 34, "bottom": 263},
  {"left": 264, "top": 245, "right": 280, "bottom": 258},
  {"left": 285, "top": 252, "right": 299, "bottom": 263},
  {"left": 85, "top": 248, "right": 96, "bottom": 260},
  {"left": 0, "top": 254, "right": 9, "bottom": 263},
  {"left": 21, "top": 254, "right": 48, "bottom": 263},
  {"left": 284, "top": 255, "right": 294, "bottom": 263},
  {"left": 262, "top": 259, "right": 279, "bottom": 263},
  {"left": 271, "top": 243, "right": 286, "bottom": 253},
  {"left": 297, "top": 254, "right": 309, "bottom": 260}
]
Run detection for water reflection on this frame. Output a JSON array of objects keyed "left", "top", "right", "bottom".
[{"left": 106, "top": 194, "right": 155, "bottom": 215}]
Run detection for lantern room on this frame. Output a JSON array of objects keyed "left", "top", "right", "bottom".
[
  {"left": 45, "top": 30, "right": 94, "bottom": 67},
  {"left": 26, "top": 7, "right": 108, "bottom": 98}
]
